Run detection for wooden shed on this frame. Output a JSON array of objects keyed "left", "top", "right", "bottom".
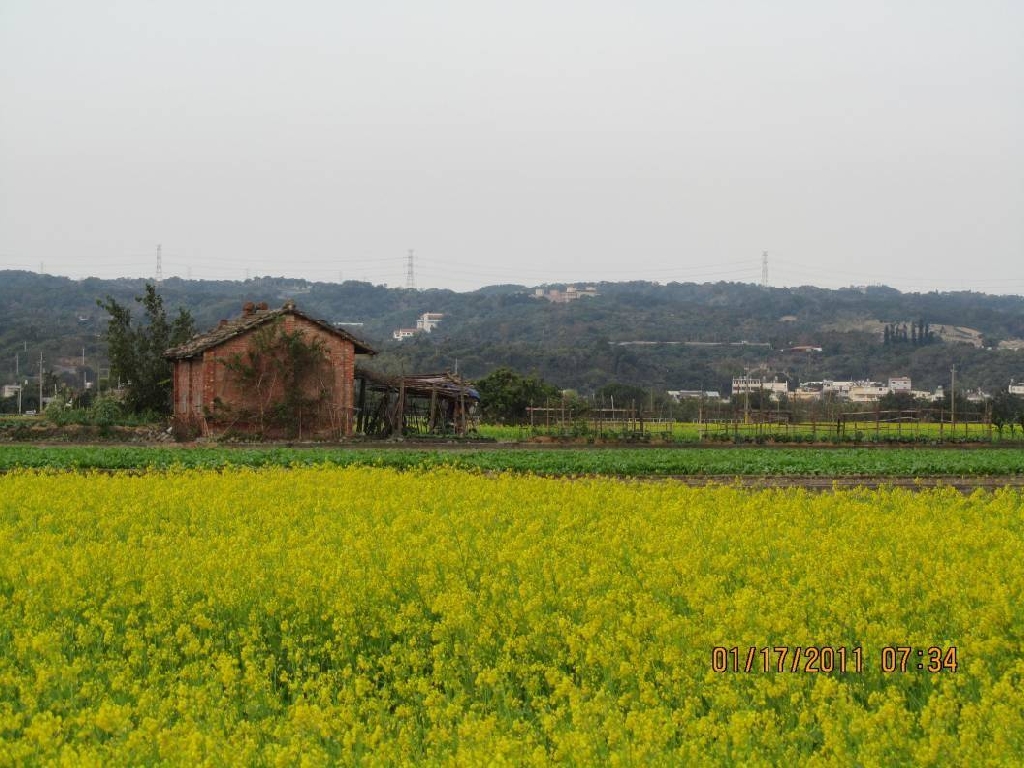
[
  {"left": 355, "top": 369, "right": 480, "bottom": 437},
  {"left": 164, "top": 301, "right": 375, "bottom": 439}
]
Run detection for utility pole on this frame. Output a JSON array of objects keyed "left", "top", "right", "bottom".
[
  {"left": 950, "top": 365, "right": 956, "bottom": 429},
  {"left": 761, "top": 251, "right": 769, "bottom": 288},
  {"left": 38, "top": 353, "right": 43, "bottom": 413},
  {"left": 156, "top": 244, "right": 163, "bottom": 285},
  {"left": 743, "top": 369, "right": 750, "bottom": 425},
  {"left": 698, "top": 393, "right": 705, "bottom": 436}
]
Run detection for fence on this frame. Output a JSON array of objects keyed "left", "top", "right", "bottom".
[
  {"left": 490, "top": 405, "right": 995, "bottom": 443},
  {"left": 524, "top": 403, "right": 675, "bottom": 440}
]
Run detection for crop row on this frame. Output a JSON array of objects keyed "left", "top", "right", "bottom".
[
  {"left": 1, "top": 445, "right": 1023, "bottom": 476},
  {"left": 477, "top": 420, "right": 1002, "bottom": 443}
]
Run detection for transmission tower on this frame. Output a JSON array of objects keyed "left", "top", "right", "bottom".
[
  {"left": 406, "top": 249, "right": 416, "bottom": 290},
  {"left": 156, "top": 244, "right": 163, "bottom": 285},
  {"left": 761, "top": 251, "right": 768, "bottom": 288}
]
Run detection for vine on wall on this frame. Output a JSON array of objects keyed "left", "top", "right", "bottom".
[{"left": 213, "top": 320, "right": 335, "bottom": 439}]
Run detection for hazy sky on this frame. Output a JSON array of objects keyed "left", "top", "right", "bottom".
[{"left": 2, "top": 1, "right": 1022, "bottom": 293}]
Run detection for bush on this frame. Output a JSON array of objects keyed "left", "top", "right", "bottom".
[
  {"left": 90, "top": 398, "right": 125, "bottom": 428},
  {"left": 44, "top": 398, "right": 72, "bottom": 424}
]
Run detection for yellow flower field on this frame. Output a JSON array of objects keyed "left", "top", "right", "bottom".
[{"left": 1, "top": 466, "right": 1022, "bottom": 765}]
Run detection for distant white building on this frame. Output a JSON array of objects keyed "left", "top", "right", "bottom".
[
  {"left": 966, "top": 389, "right": 990, "bottom": 403},
  {"left": 849, "top": 383, "right": 890, "bottom": 403},
  {"left": 393, "top": 311, "right": 444, "bottom": 340},
  {"left": 1009, "top": 381, "right": 1024, "bottom": 396},
  {"left": 2, "top": 384, "right": 21, "bottom": 398},
  {"left": 533, "top": 286, "right": 599, "bottom": 303},
  {"left": 731, "top": 377, "right": 789, "bottom": 401},
  {"left": 888, "top": 376, "right": 912, "bottom": 392},
  {"left": 416, "top": 312, "right": 444, "bottom": 333},
  {"left": 822, "top": 381, "right": 855, "bottom": 399},
  {"left": 732, "top": 377, "right": 761, "bottom": 396},
  {"left": 792, "top": 383, "right": 823, "bottom": 402},
  {"left": 668, "top": 390, "right": 722, "bottom": 402}
]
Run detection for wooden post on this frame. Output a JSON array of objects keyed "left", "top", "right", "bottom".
[
  {"left": 397, "top": 377, "right": 406, "bottom": 436},
  {"left": 428, "top": 386, "right": 438, "bottom": 433},
  {"left": 356, "top": 377, "right": 367, "bottom": 434}
]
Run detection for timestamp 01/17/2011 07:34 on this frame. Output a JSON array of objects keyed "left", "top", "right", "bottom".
[{"left": 711, "top": 646, "right": 959, "bottom": 674}]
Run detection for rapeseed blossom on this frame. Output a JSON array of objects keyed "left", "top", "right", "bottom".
[{"left": 0, "top": 467, "right": 1021, "bottom": 764}]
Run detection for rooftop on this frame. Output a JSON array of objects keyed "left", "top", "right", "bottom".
[{"left": 164, "top": 301, "right": 376, "bottom": 360}]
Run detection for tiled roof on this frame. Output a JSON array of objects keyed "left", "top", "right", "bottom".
[{"left": 164, "top": 302, "right": 376, "bottom": 359}]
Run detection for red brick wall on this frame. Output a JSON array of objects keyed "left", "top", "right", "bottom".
[{"left": 171, "top": 313, "right": 358, "bottom": 438}]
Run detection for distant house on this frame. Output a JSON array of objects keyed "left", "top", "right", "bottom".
[
  {"left": 416, "top": 312, "right": 444, "bottom": 332},
  {"left": 849, "top": 383, "right": 890, "bottom": 403},
  {"left": 393, "top": 311, "right": 444, "bottom": 340},
  {"left": 822, "top": 381, "right": 855, "bottom": 399},
  {"left": 731, "top": 377, "right": 789, "bottom": 401},
  {"left": 164, "top": 301, "right": 375, "bottom": 438},
  {"left": 533, "top": 286, "right": 599, "bottom": 303},
  {"left": 888, "top": 376, "right": 912, "bottom": 392},
  {"left": 667, "top": 390, "right": 722, "bottom": 402},
  {"left": 793, "top": 382, "right": 825, "bottom": 402}
]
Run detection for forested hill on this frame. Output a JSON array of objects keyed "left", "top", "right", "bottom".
[{"left": 2, "top": 270, "right": 1024, "bottom": 396}]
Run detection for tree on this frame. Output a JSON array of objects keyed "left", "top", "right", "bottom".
[
  {"left": 97, "top": 283, "right": 195, "bottom": 415},
  {"left": 990, "top": 391, "right": 1022, "bottom": 438},
  {"left": 595, "top": 382, "right": 648, "bottom": 409},
  {"left": 474, "top": 367, "right": 559, "bottom": 424},
  {"left": 878, "top": 390, "right": 917, "bottom": 412}
]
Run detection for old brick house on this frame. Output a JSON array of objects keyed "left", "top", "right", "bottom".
[{"left": 164, "top": 301, "right": 375, "bottom": 438}]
